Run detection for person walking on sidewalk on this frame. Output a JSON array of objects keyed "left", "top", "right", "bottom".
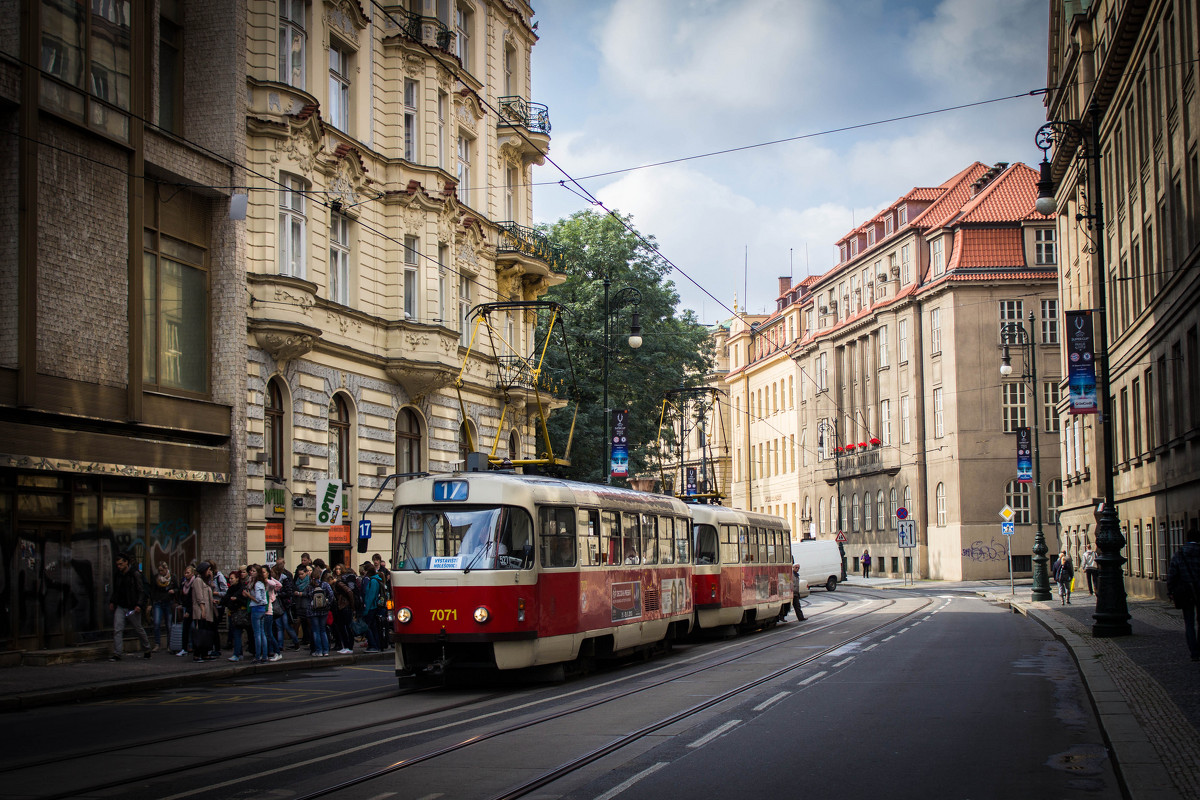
[
  {"left": 859, "top": 549, "right": 871, "bottom": 579},
  {"left": 1167, "top": 523, "right": 1200, "bottom": 662},
  {"left": 1081, "top": 544, "right": 1099, "bottom": 596},
  {"left": 191, "top": 561, "right": 218, "bottom": 662},
  {"left": 1053, "top": 549, "right": 1074, "bottom": 605},
  {"left": 109, "top": 552, "right": 152, "bottom": 661},
  {"left": 147, "top": 561, "right": 179, "bottom": 653}
]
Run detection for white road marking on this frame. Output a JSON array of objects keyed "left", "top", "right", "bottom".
[
  {"left": 594, "top": 762, "right": 671, "bottom": 800},
  {"left": 832, "top": 657, "right": 854, "bottom": 667},
  {"left": 861, "top": 643, "right": 878, "bottom": 652},
  {"left": 752, "top": 692, "right": 791, "bottom": 712},
  {"left": 883, "top": 635, "right": 896, "bottom": 641},
  {"left": 798, "top": 670, "right": 828, "bottom": 686},
  {"left": 688, "top": 719, "right": 742, "bottom": 749}
]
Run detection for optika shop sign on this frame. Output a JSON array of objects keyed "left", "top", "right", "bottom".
[{"left": 316, "top": 479, "right": 343, "bottom": 527}]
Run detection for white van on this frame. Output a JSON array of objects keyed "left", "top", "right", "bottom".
[{"left": 791, "top": 539, "right": 842, "bottom": 591}]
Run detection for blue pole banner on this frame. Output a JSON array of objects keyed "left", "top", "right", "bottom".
[
  {"left": 1016, "top": 426, "right": 1033, "bottom": 483},
  {"left": 686, "top": 466, "right": 697, "bottom": 495},
  {"left": 1065, "top": 310, "right": 1098, "bottom": 414},
  {"left": 610, "top": 409, "right": 629, "bottom": 477}
]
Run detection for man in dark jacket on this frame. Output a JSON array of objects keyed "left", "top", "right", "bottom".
[
  {"left": 1167, "top": 523, "right": 1200, "bottom": 662},
  {"left": 109, "top": 552, "right": 151, "bottom": 661}
]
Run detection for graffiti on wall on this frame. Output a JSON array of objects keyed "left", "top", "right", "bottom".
[{"left": 961, "top": 538, "right": 1009, "bottom": 562}]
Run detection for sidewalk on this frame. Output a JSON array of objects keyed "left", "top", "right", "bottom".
[
  {"left": 977, "top": 586, "right": 1200, "bottom": 800},
  {"left": 0, "top": 644, "right": 394, "bottom": 713}
]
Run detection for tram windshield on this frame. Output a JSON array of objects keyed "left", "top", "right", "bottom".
[{"left": 396, "top": 505, "right": 534, "bottom": 571}]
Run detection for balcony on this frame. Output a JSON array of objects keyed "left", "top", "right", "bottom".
[
  {"left": 391, "top": 9, "right": 454, "bottom": 53},
  {"left": 497, "top": 96, "right": 551, "bottom": 166},
  {"left": 495, "top": 221, "right": 567, "bottom": 293}
]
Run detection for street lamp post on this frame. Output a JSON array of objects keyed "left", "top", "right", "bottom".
[
  {"left": 1000, "top": 312, "right": 1051, "bottom": 602},
  {"left": 601, "top": 278, "right": 642, "bottom": 484},
  {"left": 1035, "top": 107, "right": 1131, "bottom": 636},
  {"left": 817, "top": 418, "right": 846, "bottom": 579}
]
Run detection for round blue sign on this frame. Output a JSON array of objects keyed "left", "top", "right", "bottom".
[{"left": 896, "top": 507, "right": 908, "bottom": 520}]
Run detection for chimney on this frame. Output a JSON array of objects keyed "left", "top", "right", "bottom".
[
  {"left": 778, "top": 276, "right": 792, "bottom": 295},
  {"left": 970, "top": 162, "right": 1010, "bottom": 197}
]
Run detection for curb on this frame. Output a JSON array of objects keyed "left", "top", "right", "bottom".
[
  {"left": 983, "top": 592, "right": 1180, "bottom": 800},
  {"left": 0, "top": 650, "right": 395, "bottom": 713}
]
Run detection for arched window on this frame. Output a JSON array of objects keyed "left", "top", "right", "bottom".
[
  {"left": 329, "top": 394, "right": 351, "bottom": 484},
  {"left": 839, "top": 494, "right": 848, "bottom": 533},
  {"left": 458, "top": 419, "right": 477, "bottom": 466},
  {"left": 851, "top": 494, "right": 861, "bottom": 531},
  {"left": 508, "top": 430, "right": 520, "bottom": 462},
  {"left": 903, "top": 485, "right": 912, "bottom": 522},
  {"left": 818, "top": 499, "right": 826, "bottom": 535},
  {"left": 264, "top": 378, "right": 285, "bottom": 480},
  {"left": 396, "top": 408, "right": 422, "bottom": 478},
  {"left": 889, "top": 488, "right": 898, "bottom": 529},
  {"left": 1047, "top": 478, "right": 1063, "bottom": 523},
  {"left": 1006, "top": 480, "right": 1031, "bottom": 524},
  {"left": 830, "top": 495, "right": 838, "bottom": 534},
  {"left": 864, "top": 491, "right": 873, "bottom": 531},
  {"left": 936, "top": 483, "right": 946, "bottom": 526},
  {"left": 876, "top": 490, "right": 886, "bottom": 529}
]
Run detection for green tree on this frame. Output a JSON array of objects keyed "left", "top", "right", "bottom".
[{"left": 536, "top": 209, "right": 713, "bottom": 484}]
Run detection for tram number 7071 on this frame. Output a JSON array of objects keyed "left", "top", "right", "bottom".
[{"left": 430, "top": 609, "right": 458, "bottom": 622}]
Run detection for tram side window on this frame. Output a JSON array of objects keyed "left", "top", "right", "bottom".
[
  {"left": 579, "top": 509, "right": 601, "bottom": 566},
  {"left": 641, "top": 513, "right": 658, "bottom": 565},
  {"left": 538, "top": 506, "right": 576, "bottom": 568},
  {"left": 602, "top": 510, "right": 621, "bottom": 566},
  {"left": 695, "top": 523, "right": 718, "bottom": 564},
  {"left": 657, "top": 516, "right": 673, "bottom": 565},
  {"left": 719, "top": 524, "right": 738, "bottom": 564},
  {"left": 676, "top": 517, "right": 691, "bottom": 563},
  {"left": 498, "top": 508, "right": 534, "bottom": 569},
  {"left": 622, "top": 512, "right": 641, "bottom": 564}
]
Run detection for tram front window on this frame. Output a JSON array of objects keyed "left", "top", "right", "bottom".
[{"left": 397, "top": 506, "right": 533, "bottom": 571}]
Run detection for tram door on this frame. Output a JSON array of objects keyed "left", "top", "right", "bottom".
[{"left": 13, "top": 522, "right": 69, "bottom": 650}]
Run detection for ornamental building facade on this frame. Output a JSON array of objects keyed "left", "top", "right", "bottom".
[{"left": 726, "top": 162, "right": 1062, "bottom": 581}]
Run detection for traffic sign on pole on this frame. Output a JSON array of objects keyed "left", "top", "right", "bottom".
[
  {"left": 1001, "top": 520, "right": 1015, "bottom": 536},
  {"left": 835, "top": 531, "right": 847, "bottom": 544},
  {"left": 898, "top": 520, "right": 916, "bottom": 548},
  {"left": 999, "top": 505, "right": 1015, "bottom": 522},
  {"left": 896, "top": 507, "right": 909, "bottom": 520}
]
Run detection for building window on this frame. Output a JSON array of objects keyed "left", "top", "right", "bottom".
[
  {"left": 900, "top": 244, "right": 912, "bottom": 284},
  {"left": 933, "top": 387, "right": 945, "bottom": 438},
  {"left": 1035, "top": 228, "right": 1057, "bottom": 265},
  {"left": 878, "top": 326, "right": 889, "bottom": 368},
  {"left": 1002, "top": 382, "right": 1027, "bottom": 432},
  {"left": 505, "top": 166, "right": 517, "bottom": 220},
  {"left": 437, "top": 244, "right": 449, "bottom": 325},
  {"left": 936, "top": 483, "right": 946, "bottom": 526},
  {"left": 265, "top": 378, "right": 286, "bottom": 480},
  {"left": 931, "top": 238, "right": 944, "bottom": 276},
  {"left": 840, "top": 494, "right": 848, "bottom": 532},
  {"left": 884, "top": 215, "right": 894, "bottom": 236},
  {"left": 889, "top": 488, "right": 898, "bottom": 529},
  {"left": 1048, "top": 478, "right": 1062, "bottom": 523},
  {"left": 1041, "top": 299, "right": 1059, "bottom": 344},
  {"left": 328, "top": 41, "right": 351, "bottom": 131},
  {"left": 458, "top": 274, "right": 472, "bottom": 347},
  {"left": 930, "top": 308, "right": 941, "bottom": 355},
  {"left": 880, "top": 399, "right": 891, "bottom": 445},
  {"left": 818, "top": 499, "right": 826, "bottom": 535},
  {"left": 877, "top": 490, "right": 886, "bottom": 529},
  {"left": 329, "top": 212, "right": 350, "bottom": 305},
  {"left": 851, "top": 495, "right": 861, "bottom": 532},
  {"left": 39, "top": 0, "right": 133, "bottom": 140},
  {"left": 903, "top": 485, "right": 912, "bottom": 520},
  {"left": 403, "top": 236, "right": 419, "bottom": 320},
  {"left": 899, "top": 318, "right": 909, "bottom": 363},
  {"left": 278, "top": 173, "right": 307, "bottom": 278},
  {"left": 863, "top": 491, "right": 873, "bottom": 531},
  {"left": 329, "top": 395, "right": 351, "bottom": 485},
  {"left": 1044, "top": 382, "right": 1061, "bottom": 433},
  {"left": 143, "top": 208, "right": 208, "bottom": 395},
  {"left": 158, "top": 2, "right": 183, "bottom": 133},
  {"left": 278, "top": 0, "right": 306, "bottom": 89},
  {"left": 403, "top": 78, "right": 418, "bottom": 161},
  {"left": 455, "top": 2, "right": 472, "bottom": 71},
  {"left": 901, "top": 395, "right": 911, "bottom": 444},
  {"left": 437, "top": 90, "right": 448, "bottom": 169},
  {"left": 999, "top": 300, "right": 1023, "bottom": 340},
  {"left": 457, "top": 135, "right": 473, "bottom": 208},
  {"left": 1006, "top": 480, "right": 1031, "bottom": 524},
  {"left": 397, "top": 407, "right": 422, "bottom": 479},
  {"left": 898, "top": 205, "right": 907, "bottom": 225}
]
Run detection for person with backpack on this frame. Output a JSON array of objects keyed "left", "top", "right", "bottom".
[
  {"left": 331, "top": 565, "right": 356, "bottom": 654},
  {"left": 306, "top": 566, "right": 333, "bottom": 657},
  {"left": 1052, "top": 549, "right": 1074, "bottom": 605},
  {"left": 272, "top": 564, "right": 301, "bottom": 651},
  {"left": 361, "top": 563, "right": 388, "bottom": 653},
  {"left": 1167, "top": 522, "right": 1200, "bottom": 662}
]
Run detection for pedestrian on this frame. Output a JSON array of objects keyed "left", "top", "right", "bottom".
[
  {"left": 1166, "top": 522, "right": 1200, "bottom": 662},
  {"left": 246, "top": 564, "right": 271, "bottom": 664},
  {"left": 271, "top": 564, "right": 300, "bottom": 651},
  {"left": 332, "top": 565, "right": 356, "bottom": 654},
  {"left": 147, "top": 561, "right": 179, "bottom": 653},
  {"left": 176, "top": 564, "right": 195, "bottom": 656},
  {"left": 791, "top": 563, "right": 806, "bottom": 621},
  {"left": 274, "top": 555, "right": 292, "bottom": 581},
  {"left": 294, "top": 564, "right": 312, "bottom": 652},
  {"left": 859, "top": 549, "right": 871, "bottom": 579},
  {"left": 1081, "top": 543, "right": 1099, "bottom": 595},
  {"left": 361, "top": 563, "right": 385, "bottom": 652},
  {"left": 109, "top": 552, "right": 152, "bottom": 661},
  {"left": 191, "top": 561, "right": 218, "bottom": 662},
  {"left": 209, "top": 560, "right": 228, "bottom": 652},
  {"left": 307, "top": 567, "right": 333, "bottom": 657},
  {"left": 1053, "top": 549, "right": 1074, "bottom": 605},
  {"left": 222, "top": 569, "right": 249, "bottom": 661}
]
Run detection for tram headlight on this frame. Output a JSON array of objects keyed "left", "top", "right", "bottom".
[
  {"left": 397, "top": 607, "right": 412, "bottom": 624},
  {"left": 473, "top": 606, "right": 490, "bottom": 624}
]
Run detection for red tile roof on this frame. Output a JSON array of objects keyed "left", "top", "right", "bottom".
[
  {"left": 955, "top": 163, "right": 1052, "bottom": 223},
  {"left": 946, "top": 228, "right": 1027, "bottom": 270},
  {"left": 910, "top": 162, "right": 991, "bottom": 229}
]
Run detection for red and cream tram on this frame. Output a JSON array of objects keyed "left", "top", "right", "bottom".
[
  {"left": 689, "top": 504, "right": 794, "bottom": 631},
  {"left": 389, "top": 471, "right": 695, "bottom": 677}
]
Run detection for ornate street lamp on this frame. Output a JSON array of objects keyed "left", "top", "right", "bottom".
[
  {"left": 601, "top": 279, "right": 642, "bottom": 484},
  {"left": 1000, "top": 312, "right": 1051, "bottom": 602},
  {"left": 1035, "top": 107, "right": 1131, "bottom": 636}
]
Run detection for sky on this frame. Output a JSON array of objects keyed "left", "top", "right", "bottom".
[{"left": 528, "top": 0, "right": 1051, "bottom": 323}]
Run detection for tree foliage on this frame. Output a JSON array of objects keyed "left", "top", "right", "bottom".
[{"left": 535, "top": 209, "right": 713, "bottom": 484}]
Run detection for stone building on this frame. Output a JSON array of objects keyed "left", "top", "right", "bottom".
[
  {"left": 0, "top": 0, "right": 247, "bottom": 651},
  {"left": 1043, "top": 0, "right": 1200, "bottom": 599},
  {"left": 242, "top": 0, "right": 559, "bottom": 567},
  {"left": 726, "top": 162, "right": 1062, "bottom": 581}
]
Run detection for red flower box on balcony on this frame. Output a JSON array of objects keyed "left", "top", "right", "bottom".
[
  {"left": 845, "top": 443, "right": 856, "bottom": 451},
  {"left": 869, "top": 437, "right": 881, "bottom": 446}
]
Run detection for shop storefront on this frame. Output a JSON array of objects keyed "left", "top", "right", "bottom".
[{"left": 0, "top": 471, "right": 201, "bottom": 652}]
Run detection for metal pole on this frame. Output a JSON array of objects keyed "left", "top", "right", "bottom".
[
  {"left": 602, "top": 276, "right": 610, "bottom": 484},
  {"left": 1028, "top": 314, "right": 1051, "bottom": 601}
]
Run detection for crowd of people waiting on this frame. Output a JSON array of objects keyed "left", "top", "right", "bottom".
[{"left": 108, "top": 551, "right": 393, "bottom": 663}]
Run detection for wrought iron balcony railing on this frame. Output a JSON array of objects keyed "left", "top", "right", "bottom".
[
  {"left": 498, "top": 96, "right": 551, "bottom": 134},
  {"left": 496, "top": 221, "right": 564, "bottom": 271},
  {"left": 394, "top": 8, "right": 454, "bottom": 52}
]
